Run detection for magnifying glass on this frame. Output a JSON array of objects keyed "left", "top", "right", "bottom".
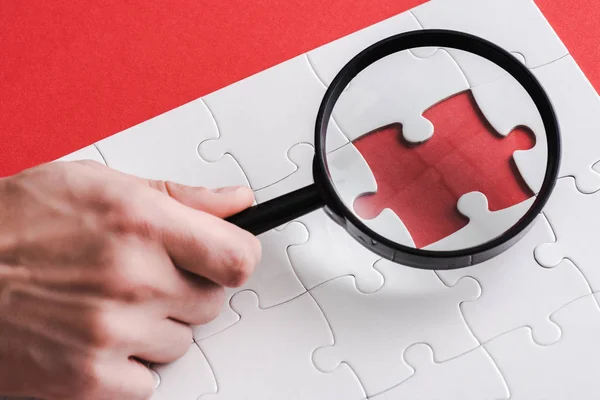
[{"left": 226, "top": 29, "right": 560, "bottom": 270}]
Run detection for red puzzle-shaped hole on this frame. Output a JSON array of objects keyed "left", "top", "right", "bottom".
[{"left": 353, "top": 90, "right": 536, "bottom": 248}]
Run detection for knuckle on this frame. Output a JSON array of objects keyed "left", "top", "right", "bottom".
[
  {"left": 87, "top": 310, "right": 121, "bottom": 349},
  {"left": 220, "top": 245, "right": 257, "bottom": 287},
  {"left": 198, "top": 284, "right": 226, "bottom": 324},
  {"left": 69, "top": 355, "right": 104, "bottom": 398}
]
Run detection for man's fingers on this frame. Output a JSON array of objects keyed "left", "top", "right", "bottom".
[
  {"left": 130, "top": 318, "right": 192, "bottom": 365},
  {"left": 74, "top": 159, "right": 255, "bottom": 217},
  {"left": 97, "top": 359, "right": 156, "bottom": 400},
  {"left": 156, "top": 182, "right": 255, "bottom": 218},
  {"left": 160, "top": 209, "right": 262, "bottom": 288}
]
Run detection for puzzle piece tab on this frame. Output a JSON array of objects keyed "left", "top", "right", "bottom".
[
  {"left": 95, "top": 98, "right": 249, "bottom": 189},
  {"left": 411, "top": 0, "right": 567, "bottom": 86},
  {"left": 311, "top": 260, "right": 480, "bottom": 395},
  {"left": 535, "top": 177, "right": 600, "bottom": 291},
  {"left": 425, "top": 192, "right": 533, "bottom": 251},
  {"left": 330, "top": 48, "right": 469, "bottom": 144},
  {"left": 438, "top": 215, "right": 591, "bottom": 345},
  {"left": 486, "top": 293, "right": 600, "bottom": 399},
  {"left": 371, "top": 344, "right": 509, "bottom": 400},
  {"left": 354, "top": 91, "right": 535, "bottom": 248},
  {"left": 193, "top": 221, "right": 308, "bottom": 340},
  {"left": 198, "top": 291, "right": 365, "bottom": 400},
  {"left": 199, "top": 54, "right": 347, "bottom": 190},
  {"left": 470, "top": 72, "right": 547, "bottom": 193}
]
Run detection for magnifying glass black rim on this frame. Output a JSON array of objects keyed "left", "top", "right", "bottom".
[{"left": 314, "top": 29, "right": 561, "bottom": 269}]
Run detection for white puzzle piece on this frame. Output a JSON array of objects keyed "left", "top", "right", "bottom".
[
  {"left": 437, "top": 215, "right": 591, "bottom": 345},
  {"left": 150, "top": 343, "right": 217, "bottom": 400},
  {"left": 327, "top": 142, "right": 415, "bottom": 247},
  {"left": 288, "top": 209, "right": 384, "bottom": 294},
  {"left": 425, "top": 192, "right": 534, "bottom": 251},
  {"left": 311, "top": 260, "right": 480, "bottom": 395},
  {"left": 471, "top": 55, "right": 600, "bottom": 194},
  {"left": 411, "top": 0, "right": 567, "bottom": 86},
  {"left": 331, "top": 48, "right": 469, "bottom": 144},
  {"left": 197, "top": 291, "right": 366, "bottom": 400},
  {"left": 56, "top": 144, "right": 106, "bottom": 164},
  {"left": 535, "top": 177, "right": 600, "bottom": 291},
  {"left": 485, "top": 293, "right": 600, "bottom": 399},
  {"left": 198, "top": 54, "right": 348, "bottom": 190},
  {"left": 307, "top": 11, "right": 421, "bottom": 86},
  {"left": 253, "top": 143, "right": 314, "bottom": 203},
  {"left": 371, "top": 344, "right": 509, "bottom": 400},
  {"left": 95, "top": 98, "right": 250, "bottom": 189},
  {"left": 531, "top": 56, "right": 600, "bottom": 193},
  {"left": 193, "top": 221, "right": 308, "bottom": 340},
  {"left": 470, "top": 74, "right": 547, "bottom": 193}
]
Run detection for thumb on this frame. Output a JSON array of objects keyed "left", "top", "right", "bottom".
[{"left": 161, "top": 182, "right": 255, "bottom": 218}]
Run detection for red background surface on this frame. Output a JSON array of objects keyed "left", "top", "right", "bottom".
[{"left": 1, "top": 0, "right": 598, "bottom": 177}]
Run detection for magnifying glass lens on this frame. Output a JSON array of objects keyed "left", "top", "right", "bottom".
[{"left": 324, "top": 46, "right": 546, "bottom": 252}]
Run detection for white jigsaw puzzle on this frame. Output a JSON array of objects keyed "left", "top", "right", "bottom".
[
  {"left": 28, "top": 1, "right": 600, "bottom": 400},
  {"left": 198, "top": 54, "right": 348, "bottom": 190},
  {"left": 197, "top": 291, "right": 366, "bottom": 400},
  {"left": 95, "top": 98, "right": 250, "bottom": 189},
  {"left": 150, "top": 343, "right": 216, "bottom": 400},
  {"left": 485, "top": 293, "right": 600, "bottom": 399},
  {"left": 311, "top": 260, "right": 480, "bottom": 395},
  {"left": 425, "top": 192, "right": 534, "bottom": 251},
  {"left": 371, "top": 344, "right": 509, "bottom": 400},
  {"left": 438, "top": 215, "right": 591, "bottom": 345},
  {"left": 411, "top": 0, "right": 567, "bottom": 86},
  {"left": 535, "top": 177, "right": 600, "bottom": 291},
  {"left": 193, "top": 221, "right": 308, "bottom": 340}
]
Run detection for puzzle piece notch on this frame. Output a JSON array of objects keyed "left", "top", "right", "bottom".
[
  {"left": 331, "top": 47, "right": 469, "bottom": 145},
  {"left": 370, "top": 344, "right": 509, "bottom": 400},
  {"left": 150, "top": 343, "right": 217, "bottom": 400},
  {"left": 193, "top": 221, "right": 308, "bottom": 340},
  {"left": 485, "top": 293, "right": 600, "bottom": 399},
  {"left": 439, "top": 213, "right": 591, "bottom": 346},
  {"left": 425, "top": 192, "right": 534, "bottom": 251},
  {"left": 534, "top": 177, "right": 600, "bottom": 291},
  {"left": 311, "top": 260, "right": 480, "bottom": 395},
  {"left": 198, "top": 54, "right": 348, "bottom": 190},
  {"left": 198, "top": 291, "right": 366, "bottom": 400},
  {"left": 354, "top": 91, "right": 535, "bottom": 248}
]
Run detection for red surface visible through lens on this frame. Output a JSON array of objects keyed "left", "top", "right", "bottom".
[{"left": 353, "top": 90, "right": 536, "bottom": 248}]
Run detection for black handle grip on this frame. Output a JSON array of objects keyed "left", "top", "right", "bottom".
[{"left": 225, "top": 184, "right": 324, "bottom": 235}]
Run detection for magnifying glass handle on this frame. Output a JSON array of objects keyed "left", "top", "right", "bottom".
[{"left": 225, "top": 184, "right": 325, "bottom": 236}]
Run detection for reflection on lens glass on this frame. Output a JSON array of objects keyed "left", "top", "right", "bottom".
[{"left": 325, "top": 47, "right": 546, "bottom": 252}]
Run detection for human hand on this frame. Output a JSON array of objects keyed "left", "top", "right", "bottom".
[{"left": 0, "top": 160, "right": 261, "bottom": 400}]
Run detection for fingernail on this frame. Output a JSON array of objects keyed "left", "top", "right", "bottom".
[{"left": 213, "top": 186, "right": 249, "bottom": 194}]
